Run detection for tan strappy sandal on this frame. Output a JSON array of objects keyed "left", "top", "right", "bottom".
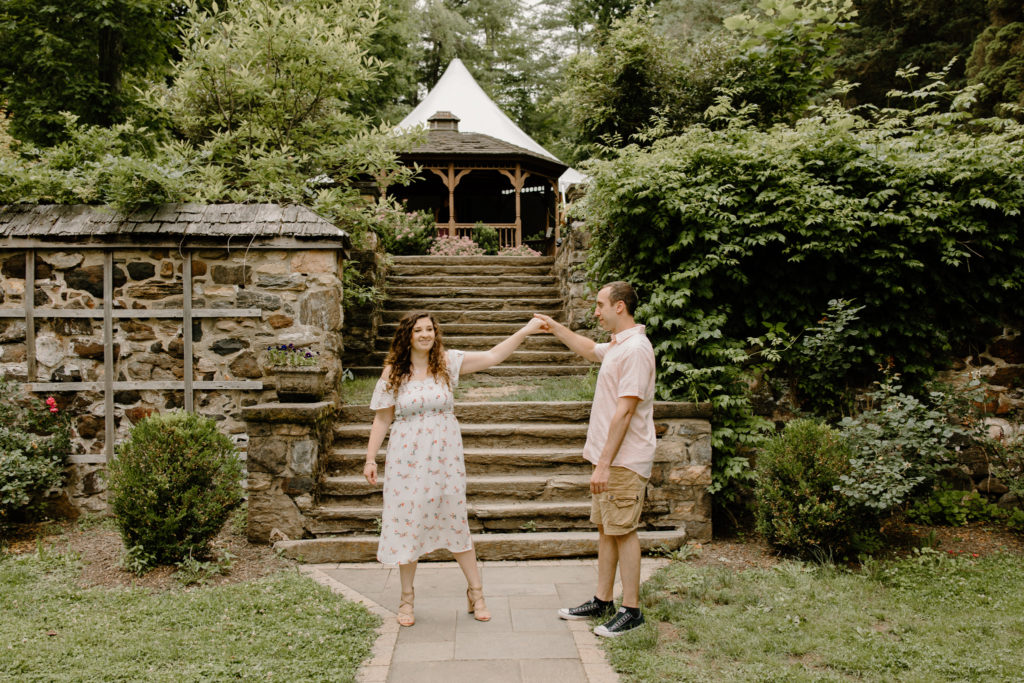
[
  {"left": 466, "top": 585, "right": 491, "bottom": 622},
  {"left": 397, "top": 590, "right": 415, "bottom": 627}
]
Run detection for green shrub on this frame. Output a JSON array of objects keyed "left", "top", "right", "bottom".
[
  {"left": 106, "top": 411, "right": 244, "bottom": 570},
  {"left": 0, "top": 376, "right": 70, "bottom": 532},
  {"left": 580, "top": 74, "right": 1024, "bottom": 499},
  {"left": 755, "top": 418, "right": 868, "bottom": 558},
  {"left": 473, "top": 223, "right": 500, "bottom": 255},
  {"left": 836, "top": 376, "right": 967, "bottom": 514},
  {"left": 909, "top": 487, "right": 1024, "bottom": 532}
]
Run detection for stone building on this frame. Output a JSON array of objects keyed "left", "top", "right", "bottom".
[{"left": 0, "top": 203, "right": 349, "bottom": 513}]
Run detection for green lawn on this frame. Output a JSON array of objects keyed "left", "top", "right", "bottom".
[
  {"left": 0, "top": 546, "right": 378, "bottom": 682},
  {"left": 603, "top": 551, "right": 1024, "bottom": 682}
]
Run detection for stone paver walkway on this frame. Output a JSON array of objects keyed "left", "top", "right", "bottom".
[{"left": 301, "top": 558, "right": 668, "bottom": 683}]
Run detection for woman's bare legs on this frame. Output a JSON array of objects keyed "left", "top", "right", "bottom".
[
  {"left": 453, "top": 548, "right": 490, "bottom": 621},
  {"left": 397, "top": 561, "right": 417, "bottom": 626}
]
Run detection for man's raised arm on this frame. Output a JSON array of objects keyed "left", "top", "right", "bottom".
[{"left": 534, "top": 313, "right": 601, "bottom": 363}]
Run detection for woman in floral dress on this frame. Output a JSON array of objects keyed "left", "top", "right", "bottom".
[{"left": 363, "top": 310, "right": 545, "bottom": 627}]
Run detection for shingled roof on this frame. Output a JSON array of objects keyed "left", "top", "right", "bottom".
[
  {"left": 401, "top": 130, "right": 568, "bottom": 176},
  {"left": 0, "top": 204, "right": 347, "bottom": 243}
]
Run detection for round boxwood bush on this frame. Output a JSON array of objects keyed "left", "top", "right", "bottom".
[
  {"left": 755, "top": 418, "right": 869, "bottom": 559},
  {"left": 107, "top": 411, "right": 244, "bottom": 568}
]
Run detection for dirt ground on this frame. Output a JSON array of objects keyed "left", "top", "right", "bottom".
[
  {"left": 2, "top": 518, "right": 294, "bottom": 591},
  {"left": 3, "top": 519, "right": 1022, "bottom": 591}
]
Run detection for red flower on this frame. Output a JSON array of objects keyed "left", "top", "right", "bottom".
[{"left": 45, "top": 397, "right": 58, "bottom": 414}]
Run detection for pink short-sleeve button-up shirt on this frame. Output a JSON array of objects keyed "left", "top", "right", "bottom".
[{"left": 582, "top": 324, "right": 657, "bottom": 479}]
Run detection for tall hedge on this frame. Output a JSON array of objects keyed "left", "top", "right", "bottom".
[{"left": 580, "top": 90, "right": 1024, "bottom": 490}]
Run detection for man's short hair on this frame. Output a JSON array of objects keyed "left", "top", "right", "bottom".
[{"left": 602, "top": 281, "right": 638, "bottom": 316}]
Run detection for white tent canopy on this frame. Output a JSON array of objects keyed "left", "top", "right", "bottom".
[{"left": 397, "top": 58, "right": 586, "bottom": 194}]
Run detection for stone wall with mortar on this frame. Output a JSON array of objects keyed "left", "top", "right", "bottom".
[
  {"left": 646, "top": 413, "right": 713, "bottom": 542},
  {"left": 340, "top": 234, "right": 388, "bottom": 369},
  {"left": 553, "top": 220, "right": 599, "bottom": 336},
  {"left": 241, "top": 401, "right": 336, "bottom": 543},
  {"left": 0, "top": 245, "right": 345, "bottom": 515}
]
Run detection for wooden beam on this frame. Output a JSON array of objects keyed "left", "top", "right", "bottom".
[
  {"left": 103, "top": 251, "right": 114, "bottom": 461},
  {"left": 183, "top": 251, "right": 194, "bottom": 412},
  {"left": 28, "top": 380, "right": 263, "bottom": 392},
  {"left": 25, "top": 250, "right": 35, "bottom": 382},
  {"left": 0, "top": 308, "right": 262, "bottom": 319}
]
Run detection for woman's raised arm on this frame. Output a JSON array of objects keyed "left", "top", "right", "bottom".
[{"left": 460, "top": 317, "right": 546, "bottom": 375}]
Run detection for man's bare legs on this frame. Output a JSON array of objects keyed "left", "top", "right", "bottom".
[{"left": 595, "top": 526, "right": 641, "bottom": 608}]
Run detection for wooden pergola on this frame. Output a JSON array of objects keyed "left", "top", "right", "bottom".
[{"left": 388, "top": 112, "right": 568, "bottom": 252}]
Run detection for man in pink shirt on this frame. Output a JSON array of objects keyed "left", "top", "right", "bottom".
[{"left": 535, "top": 281, "right": 656, "bottom": 637}]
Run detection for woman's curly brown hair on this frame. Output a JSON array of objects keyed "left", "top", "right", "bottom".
[{"left": 384, "top": 311, "right": 450, "bottom": 394}]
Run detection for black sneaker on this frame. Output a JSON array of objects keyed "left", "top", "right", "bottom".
[
  {"left": 594, "top": 607, "right": 645, "bottom": 638},
  {"left": 557, "top": 597, "right": 614, "bottom": 621}
]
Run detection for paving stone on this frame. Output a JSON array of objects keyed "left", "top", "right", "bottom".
[
  {"left": 391, "top": 641, "right": 455, "bottom": 663},
  {"left": 386, "top": 660, "right": 523, "bottom": 683},
  {"left": 519, "top": 659, "right": 588, "bottom": 683},
  {"left": 454, "top": 631, "right": 577, "bottom": 660},
  {"left": 510, "top": 607, "right": 568, "bottom": 632}
]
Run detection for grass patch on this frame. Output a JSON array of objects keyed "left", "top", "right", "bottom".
[
  {"left": 0, "top": 546, "right": 379, "bottom": 682},
  {"left": 604, "top": 552, "right": 1024, "bottom": 681},
  {"left": 341, "top": 375, "right": 381, "bottom": 405},
  {"left": 488, "top": 372, "right": 597, "bottom": 402}
]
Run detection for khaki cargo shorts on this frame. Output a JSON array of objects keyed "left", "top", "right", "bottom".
[{"left": 590, "top": 466, "right": 648, "bottom": 536}]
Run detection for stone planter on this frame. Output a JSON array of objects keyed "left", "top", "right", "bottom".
[{"left": 273, "top": 367, "right": 328, "bottom": 402}]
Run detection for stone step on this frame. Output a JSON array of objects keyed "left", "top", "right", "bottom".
[
  {"left": 380, "top": 322, "right": 527, "bottom": 336},
  {"left": 389, "top": 256, "right": 554, "bottom": 266},
  {"left": 389, "top": 274, "right": 557, "bottom": 287},
  {"left": 332, "top": 422, "right": 590, "bottom": 448},
  {"left": 381, "top": 310, "right": 563, "bottom": 324},
  {"left": 383, "top": 297, "right": 563, "bottom": 311},
  {"left": 364, "top": 349, "right": 582, "bottom": 365},
  {"left": 337, "top": 402, "right": 709, "bottom": 425},
  {"left": 391, "top": 264, "right": 554, "bottom": 277},
  {"left": 275, "top": 530, "right": 688, "bottom": 563},
  {"left": 306, "top": 500, "right": 596, "bottom": 535},
  {"left": 319, "top": 474, "right": 592, "bottom": 501},
  {"left": 387, "top": 285, "right": 559, "bottom": 299},
  {"left": 337, "top": 401, "right": 596, "bottom": 425},
  {"left": 373, "top": 335, "right": 568, "bottom": 351},
  {"left": 347, "top": 364, "right": 593, "bottom": 378},
  {"left": 328, "top": 446, "right": 588, "bottom": 474}
]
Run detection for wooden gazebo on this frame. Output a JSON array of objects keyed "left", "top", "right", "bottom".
[{"left": 390, "top": 111, "right": 568, "bottom": 251}]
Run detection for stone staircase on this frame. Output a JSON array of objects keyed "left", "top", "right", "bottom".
[
  {"left": 275, "top": 401, "right": 710, "bottom": 563},
  {"left": 270, "top": 255, "right": 711, "bottom": 563},
  {"left": 348, "top": 255, "right": 591, "bottom": 377}
]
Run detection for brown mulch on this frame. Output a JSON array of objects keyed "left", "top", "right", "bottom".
[
  {"left": 2, "top": 518, "right": 294, "bottom": 591},
  {"left": 4, "top": 519, "right": 1022, "bottom": 591},
  {"left": 673, "top": 522, "right": 1024, "bottom": 570}
]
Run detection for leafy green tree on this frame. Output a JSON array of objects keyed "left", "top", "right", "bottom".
[
  {"left": 967, "top": 0, "right": 1024, "bottom": 118},
  {"left": 579, "top": 81, "right": 1024, "bottom": 496},
  {"left": 0, "top": 0, "right": 180, "bottom": 146},
  {"left": 832, "top": 0, "right": 989, "bottom": 107}
]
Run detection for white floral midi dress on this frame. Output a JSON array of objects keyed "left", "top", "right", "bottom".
[{"left": 370, "top": 349, "right": 473, "bottom": 565}]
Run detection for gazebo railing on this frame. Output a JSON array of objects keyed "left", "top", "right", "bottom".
[{"left": 435, "top": 223, "right": 518, "bottom": 248}]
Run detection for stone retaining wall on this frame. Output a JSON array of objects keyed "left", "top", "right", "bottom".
[
  {"left": 553, "top": 220, "right": 598, "bottom": 335},
  {"left": 1, "top": 243, "right": 346, "bottom": 514},
  {"left": 340, "top": 235, "right": 388, "bottom": 369}
]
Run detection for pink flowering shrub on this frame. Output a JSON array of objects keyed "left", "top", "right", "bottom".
[
  {"left": 0, "top": 377, "right": 70, "bottom": 530},
  {"left": 498, "top": 243, "right": 542, "bottom": 256},
  {"left": 373, "top": 200, "right": 435, "bottom": 255},
  {"left": 429, "top": 235, "right": 485, "bottom": 256}
]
